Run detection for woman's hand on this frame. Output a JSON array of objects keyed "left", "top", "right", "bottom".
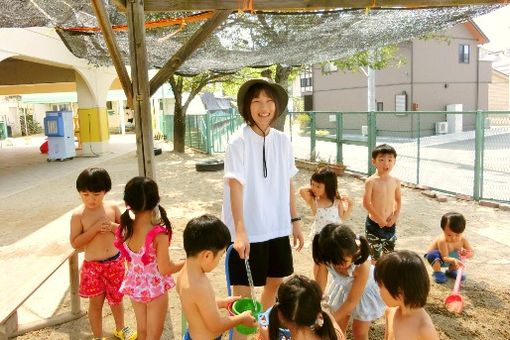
[
  {"left": 234, "top": 230, "right": 250, "bottom": 259},
  {"left": 292, "top": 221, "right": 304, "bottom": 251}
]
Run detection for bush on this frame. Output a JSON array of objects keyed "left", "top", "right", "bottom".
[
  {"left": 295, "top": 113, "right": 310, "bottom": 129},
  {"left": 20, "top": 114, "right": 42, "bottom": 136},
  {"left": 316, "top": 129, "right": 330, "bottom": 137},
  {"left": 292, "top": 97, "right": 304, "bottom": 112}
]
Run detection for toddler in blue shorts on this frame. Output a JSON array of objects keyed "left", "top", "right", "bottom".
[{"left": 425, "top": 212, "right": 474, "bottom": 283}]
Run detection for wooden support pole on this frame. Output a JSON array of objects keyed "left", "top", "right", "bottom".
[
  {"left": 149, "top": 10, "right": 231, "bottom": 97},
  {"left": 91, "top": 0, "right": 133, "bottom": 109},
  {"left": 112, "top": 0, "right": 127, "bottom": 12},
  {"left": 69, "top": 252, "right": 81, "bottom": 315},
  {"left": 127, "top": 0, "right": 156, "bottom": 178},
  {"left": 0, "top": 312, "right": 17, "bottom": 340}
]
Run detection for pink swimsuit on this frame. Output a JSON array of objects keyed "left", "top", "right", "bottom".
[{"left": 115, "top": 225, "right": 176, "bottom": 303}]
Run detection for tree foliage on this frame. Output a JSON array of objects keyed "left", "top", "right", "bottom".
[
  {"left": 419, "top": 32, "right": 452, "bottom": 45},
  {"left": 330, "top": 44, "right": 406, "bottom": 73},
  {"left": 167, "top": 12, "right": 416, "bottom": 150},
  {"left": 169, "top": 63, "right": 284, "bottom": 152}
]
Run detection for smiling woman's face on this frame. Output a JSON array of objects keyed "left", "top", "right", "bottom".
[{"left": 249, "top": 89, "right": 276, "bottom": 133}]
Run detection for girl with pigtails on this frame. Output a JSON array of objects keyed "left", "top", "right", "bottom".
[
  {"left": 115, "top": 176, "right": 184, "bottom": 340},
  {"left": 313, "top": 224, "right": 385, "bottom": 340},
  {"left": 263, "top": 275, "right": 344, "bottom": 340}
]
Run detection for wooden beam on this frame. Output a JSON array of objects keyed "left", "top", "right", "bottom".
[
  {"left": 127, "top": 0, "right": 156, "bottom": 179},
  {"left": 112, "top": 0, "right": 127, "bottom": 12},
  {"left": 91, "top": 0, "right": 133, "bottom": 108},
  {"left": 142, "top": 0, "right": 505, "bottom": 11},
  {"left": 12, "top": 311, "right": 85, "bottom": 337},
  {"left": 149, "top": 10, "right": 231, "bottom": 96}
]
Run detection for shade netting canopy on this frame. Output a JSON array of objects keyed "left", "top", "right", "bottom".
[{"left": 0, "top": 1, "right": 502, "bottom": 74}]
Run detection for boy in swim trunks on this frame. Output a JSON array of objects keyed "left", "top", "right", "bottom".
[
  {"left": 70, "top": 168, "right": 136, "bottom": 340},
  {"left": 176, "top": 215, "right": 256, "bottom": 340},
  {"left": 425, "top": 212, "right": 474, "bottom": 284},
  {"left": 363, "top": 144, "right": 401, "bottom": 261}
]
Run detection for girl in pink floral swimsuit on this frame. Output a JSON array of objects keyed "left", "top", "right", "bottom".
[{"left": 115, "top": 177, "right": 184, "bottom": 340}]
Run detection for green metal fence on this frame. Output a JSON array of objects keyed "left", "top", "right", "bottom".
[
  {"left": 160, "top": 108, "right": 244, "bottom": 154},
  {"left": 0, "top": 121, "right": 7, "bottom": 140},
  {"left": 160, "top": 108, "right": 509, "bottom": 202},
  {"left": 288, "top": 110, "right": 510, "bottom": 203}
]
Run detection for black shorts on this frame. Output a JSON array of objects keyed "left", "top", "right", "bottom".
[
  {"left": 228, "top": 236, "right": 294, "bottom": 286},
  {"left": 365, "top": 216, "right": 396, "bottom": 239}
]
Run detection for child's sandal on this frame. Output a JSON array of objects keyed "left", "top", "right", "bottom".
[
  {"left": 432, "top": 271, "right": 447, "bottom": 283},
  {"left": 113, "top": 326, "right": 137, "bottom": 340}
]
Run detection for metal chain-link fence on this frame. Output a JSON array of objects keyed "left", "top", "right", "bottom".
[
  {"left": 160, "top": 109, "right": 509, "bottom": 202},
  {"left": 289, "top": 111, "right": 510, "bottom": 203},
  {"left": 160, "top": 109, "right": 243, "bottom": 154}
]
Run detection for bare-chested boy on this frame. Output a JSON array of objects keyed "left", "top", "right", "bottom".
[
  {"left": 177, "top": 215, "right": 256, "bottom": 340},
  {"left": 363, "top": 144, "right": 401, "bottom": 260},
  {"left": 425, "top": 212, "right": 474, "bottom": 283},
  {"left": 375, "top": 250, "right": 439, "bottom": 340},
  {"left": 70, "top": 167, "right": 136, "bottom": 340}
]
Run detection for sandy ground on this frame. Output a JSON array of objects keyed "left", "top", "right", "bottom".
[{"left": 2, "top": 138, "right": 510, "bottom": 339}]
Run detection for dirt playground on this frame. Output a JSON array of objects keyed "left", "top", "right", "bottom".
[{"left": 1, "top": 142, "right": 509, "bottom": 339}]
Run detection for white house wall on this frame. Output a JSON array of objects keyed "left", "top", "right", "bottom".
[
  {"left": 488, "top": 71, "right": 509, "bottom": 111},
  {"left": 311, "top": 23, "right": 492, "bottom": 137}
]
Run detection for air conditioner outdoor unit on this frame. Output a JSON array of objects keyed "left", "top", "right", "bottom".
[
  {"left": 361, "top": 125, "right": 368, "bottom": 136},
  {"left": 484, "top": 117, "right": 491, "bottom": 129},
  {"left": 435, "top": 121, "right": 448, "bottom": 135}
]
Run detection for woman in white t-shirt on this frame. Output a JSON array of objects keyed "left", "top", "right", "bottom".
[{"left": 222, "top": 78, "right": 304, "bottom": 311}]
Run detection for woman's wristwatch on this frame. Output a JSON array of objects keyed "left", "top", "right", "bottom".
[{"left": 291, "top": 217, "right": 301, "bottom": 223}]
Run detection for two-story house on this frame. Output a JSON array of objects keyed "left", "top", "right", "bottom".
[{"left": 305, "top": 21, "right": 493, "bottom": 137}]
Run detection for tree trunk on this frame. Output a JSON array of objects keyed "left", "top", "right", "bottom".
[
  {"left": 173, "top": 104, "right": 185, "bottom": 153},
  {"left": 273, "top": 64, "right": 293, "bottom": 132},
  {"left": 168, "top": 72, "right": 231, "bottom": 153},
  {"left": 170, "top": 76, "right": 186, "bottom": 153}
]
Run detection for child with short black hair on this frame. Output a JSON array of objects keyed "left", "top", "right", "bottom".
[
  {"left": 264, "top": 275, "right": 344, "bottom": 340},
  {"left": 70, "top": 167, "right": 136, "bottom": 340},
  {"left": 425, "top": 212, "right": 474, "bottom": 283},
  {"left": 182, "top": 214, "right": 231, "bottom": 257},
  {"left": 363, "top": 143, "right": 401, "bottom": 261},
  {"left": 375, "top": 250, "right": 439, "bottom": 340},
  {"left": 313, "top": 224, "right": 385, "bottom": 339},
  {"left": 177, "top": 214, "right": 256, "bottom": 340}
]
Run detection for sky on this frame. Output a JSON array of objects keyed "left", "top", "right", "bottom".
[{"left": 473, "top": 5, "right": 510, "bottom": 51}]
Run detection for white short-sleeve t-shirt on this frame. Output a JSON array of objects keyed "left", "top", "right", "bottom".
[{"left": 222, "top": 125, "right": 298, "bottom": 243}]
